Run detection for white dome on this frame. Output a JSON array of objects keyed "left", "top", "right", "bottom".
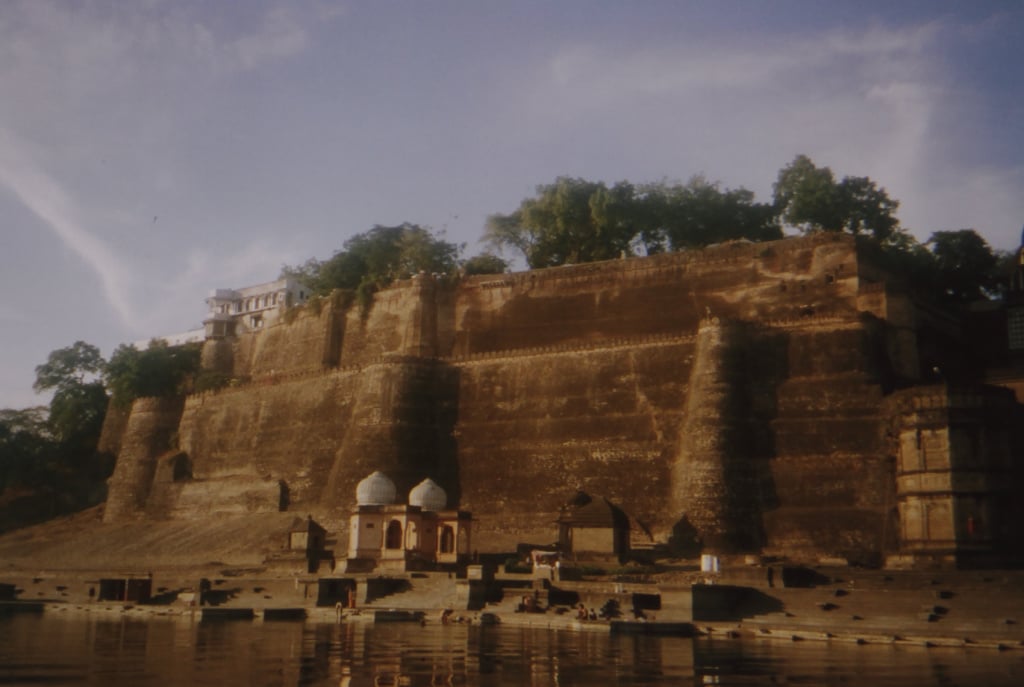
[
  {"left": 408, "top": 478, "right": 447, "bottom": 511},
  {"left": 356, "top": 471, "right": 397, "bottom": 506}
]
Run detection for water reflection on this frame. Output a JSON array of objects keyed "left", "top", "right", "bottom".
[
  {"left": 2, "top": 613, "right": 1023, "bottom": 686},
  {"left": 697, "top": 637, "right": 1024, "bottom": 686}
]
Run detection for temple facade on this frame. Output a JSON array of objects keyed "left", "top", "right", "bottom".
[{"left": 346, "top": 472, "right": 472, "bottom": 572}]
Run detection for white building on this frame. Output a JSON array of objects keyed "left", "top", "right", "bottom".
[
  {"left": 203, "top": 277, "right": 308, "bottom": 338},
  {"left": 347, "top": 472, "right": 472, "bottom": 573}
]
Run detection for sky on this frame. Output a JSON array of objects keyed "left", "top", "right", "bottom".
[{"left": 1, "top": 0, "right": 1022, "bottom": 410}]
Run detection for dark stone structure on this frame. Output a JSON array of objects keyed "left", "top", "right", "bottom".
[{"left": 100, "top": 233, "right": 1024, "bottom": 567}]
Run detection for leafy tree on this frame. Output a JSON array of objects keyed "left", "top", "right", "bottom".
[
  {"left": 773, "top": 155, "right": 899, "bottom": 241},
  {"left": 926, "top": 229, "right": 998, "bottom": 303},
  {"left": 0, "top": 407, "right": 54, "bottom": 491},
  {"left": 486, "top": 176, "right": 779, "bottom": 268},
  {"left": 105, "top": 340, "right": 201, "bottom": 407},
  {"left": 837, "top": 175, "right": 900, "bottom": 241},
  {"left": 772, "top": 155, "right": 844, "bottom": 232},
  {"left": 462, "top": 253, "right": 510, "bottom": 275},
  {"left": 33, "top": 341, "right": 104, "bottom": 396},
  {"left": 858, "top": 227, "right": 934, "bottom": 290},
  {"left": 485, "top": 177, "right": 640, "bottom": 268},
  {"left": 32, "top": 341, "right": 108, "bottom": 448},
  {"left": 283, "top": 223, "right": 462, "bottom": 300},
  {"left": 641, "top": 176, "right": 781, "bottom": 251},
  {"left": 48, "top": 382, "right": 108, "bottom": 446}
]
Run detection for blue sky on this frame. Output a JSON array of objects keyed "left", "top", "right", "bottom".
[{"left": 1, "top": 0, "right": 1022, "bottom": 409}]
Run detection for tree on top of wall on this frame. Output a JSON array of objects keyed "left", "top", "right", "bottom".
[
  {"left": 460, "top": 253, "right": 509, "bottom": 275},
  {"left": 638, "top": 176, "right": 781, "bottom": 252},
  {"left": 484, "top": 176, "right": 779, "bottom": 268},
  {"left": 772, "top": 154, "right": 899, "bottom": 242},
  {"left": 926, "top": 229, "right": 1000, "bottom": 303},
  {"left": 105, "top": 340, "right": 201, "bottom": 407},
  {"left": 282, "top": 223, "right": 463, "bottom": 304}
]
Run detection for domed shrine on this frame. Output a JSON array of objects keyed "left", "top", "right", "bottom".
[
  {"left": 355, "top": 471, "right": 397, "bottom": 506},
  {"left": 346, "top": 474, "right": 472, "bottom": 573},
  {"left": 409, "top": 478, "right": 448, "bottom": 511}
]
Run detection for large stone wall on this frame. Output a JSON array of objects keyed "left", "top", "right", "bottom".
[
  {"left": 451, "top": 234, "right": 861, "bottom": 356},
  {"left": 107, "top": 233, "right": 988, "bottom": 562},
  {"left": 451, "top": 337, "right": 692, "bottom": 548}
]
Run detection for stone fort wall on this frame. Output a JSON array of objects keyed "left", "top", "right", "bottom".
[{"left": 104, "top": 233, "right": 926, "bottom": 561}]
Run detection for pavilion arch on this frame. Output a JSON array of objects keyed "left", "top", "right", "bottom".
[
  {"left": 385, "top": 520, "right": 403, "bottom": 550},
  {"left": 439, "top": 525, "right": 455, "bottom": 554}
]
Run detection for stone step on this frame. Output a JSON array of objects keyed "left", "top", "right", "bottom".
[{"left": 361, "top": 574, "right": 461, "bottom": 610}]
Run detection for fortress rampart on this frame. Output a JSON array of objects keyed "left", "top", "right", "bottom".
[{"left": 101, "top": 233, "right": 1024, "bottom": 564}]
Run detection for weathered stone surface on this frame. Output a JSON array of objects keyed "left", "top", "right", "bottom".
[
  {"left": 101, "top": 233, "right": 1023, "bottom": 564},
  {"left": 104, "top": 397, "right": 185, "bottom": 523}
]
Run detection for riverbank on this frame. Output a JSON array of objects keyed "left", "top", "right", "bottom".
[
  {"left": 5, "top": 565, "right": 1024, "bottom": 651},
  {"left": 3, "top": 509, "right": 1024, "bottom": 649}
]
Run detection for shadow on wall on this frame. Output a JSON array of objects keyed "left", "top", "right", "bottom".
[
  {"left": 668, "top": 517, "right": 703, "bottom": 557},
  {"left": 747, "top": 326, "right": 787, "bottom": 518},
  {"left": 279, "top": 480, "right": 290, "bottom": 511},
  {"left": 433, "top": 363, "right": 461, "bottom": 506},
  {"left": 692, "top": 584, "right": 784, "bottom": 622}
]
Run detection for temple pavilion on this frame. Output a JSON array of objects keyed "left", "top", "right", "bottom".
[{"left": 346, "top": 471, "right": 472, "bottom": 572}]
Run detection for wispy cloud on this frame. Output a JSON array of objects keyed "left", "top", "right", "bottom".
[
  {"left": 0, "top": 128, "right": 139, "bottom": 330},
  {"left": 0, "top": 1, "right": 343, "bottom": 338},
  {"left": 224, "top": 5, "right": 311, "bottom": 72},
  {"left": 494, "top": 17, "right": 1023, "bottom": 245}
]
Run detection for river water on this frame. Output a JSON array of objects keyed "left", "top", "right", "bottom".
[{"left": 1, "top": 612, "right": 1023, "bottom": 686}]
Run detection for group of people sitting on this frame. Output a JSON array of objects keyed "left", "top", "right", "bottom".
[{"left": 575, "top": 603, "right": 598, "bottom": 621}]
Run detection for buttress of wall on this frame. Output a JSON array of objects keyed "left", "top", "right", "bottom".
[
  {"left": 230, "top": 294, "right": 346, "bottom": 379},
  {"left": 96, "top": 400, "right": 131, "bottom": 457},
  {"left": 452, "top": 234, "right": 861, "bottom": 356},
  {"left": 451, "top": 339, "right": 695, "bottom": 549},
  {"left": 104, "top": 397, "right": 185, "bottom": 523},
  {"left": 760, "top": 319, "right": 896, "bottom": 563},
  {"left": 857, "top": 283, "right": 920, "bottom": 381},
  {"left": 339, "top": 275, "right": 448, "bottom": 366},
  {"left": 175, "top": 370, "right": 363, "bottom": 514}
]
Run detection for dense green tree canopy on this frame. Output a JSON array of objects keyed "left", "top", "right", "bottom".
[
  {"left": 0, "top": 407, "right": 54, "bottom": 492},
  {"left": 484, "top": 177, "right": 638, "bottom": 268},
  {"left": 105, "top": 340, "right": 202, "bottom": 407},
  {"left": 283, "top": 223, "right": 462, "bottom": 300},
  {"left": 32, "top": 341, "right": 108, "bottom": 448},
  {"left": 773, "top": 155, "right": 899, "bottom": 241},
  {"left": 926, "top": 229, "right": 999, "bottom": 303},
  {"left": 485, "top": 176, "right": 779, "bottom": 268},
  {"left": 641, "top": 177, "right": 781, "bottom": 252},
  {"left": 33, "top": 341, "right": 104, "bottom": 396},
  {"left": 461, "top": 253, "right": 509, "bottom": 276},
  {"left": 48, "top": 382, "right": 108, "bottom": 446}
]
